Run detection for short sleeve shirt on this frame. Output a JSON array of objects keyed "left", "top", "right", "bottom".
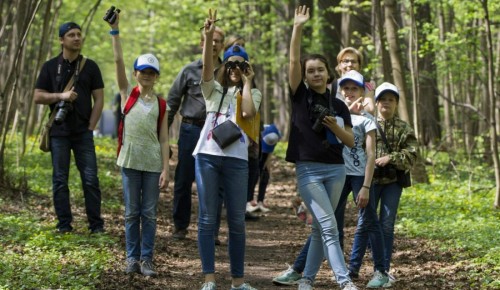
[
  {"left": 35, "top": 54, "right": 104, "bottom": 136},
  {"left": 343, "top": 114, "right": 376, "bottom": 175},
  {"left": 193, "top": 78, "right": 262, "bottom": 161},
  {"left": 286, "top": 81, "right": 352, "bottom": 164}
]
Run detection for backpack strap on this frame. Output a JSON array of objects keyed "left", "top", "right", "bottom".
[
  {"left": 117, "top": 86, "right": 141, "bottom": 157},
  {"left": 157, "top": 96, "right": 167, "bottom": 137},
  {"left": 116, "top": 86, "right": 167, "bottom": 157}
]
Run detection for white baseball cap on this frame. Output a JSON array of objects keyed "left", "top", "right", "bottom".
[
  {"left": 134, "top": 53, "right": 160, "bottom": 74},
  {"left": 375, "top": 82, "right": 399, "bottom": 101},
  {"left": 339, "top": 70, "right": 364, "bottom": 87}
]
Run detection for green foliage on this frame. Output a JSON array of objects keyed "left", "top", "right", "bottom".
[
  {"left": 0, "top": 211, "right": 118, "bottom": 289},
  {"left": 398, "top": 151, "right": 499, "bottom": 288}
]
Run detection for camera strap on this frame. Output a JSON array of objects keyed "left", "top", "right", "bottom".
[
  {"left": 45, "top": 56, "right": 87, "bottom": 128},
  {"left": 375, "top": 121, "right": 393, "bottom": 153},
  {"left": 212, "top": 87, "right": 229, "bottom": 128}
]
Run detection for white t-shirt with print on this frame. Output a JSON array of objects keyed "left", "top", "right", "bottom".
[{"left": 192, "top": 78, "right": 262, "bottom": 161}]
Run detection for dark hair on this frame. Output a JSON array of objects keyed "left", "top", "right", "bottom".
[{"left": 301, "top": 54, "right": 333, "bottom": 83}]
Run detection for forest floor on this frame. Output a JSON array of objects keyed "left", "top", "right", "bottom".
[
  {"left": 5, "top": 144, "right": 480, "bottom": 289},
  {"left": 95, "top": 145, "right": 479, "bottom": 290}
]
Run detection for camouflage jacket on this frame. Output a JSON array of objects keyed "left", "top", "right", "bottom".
[{"left": 374, "top": 116, "right": 418, "bottom": 185}]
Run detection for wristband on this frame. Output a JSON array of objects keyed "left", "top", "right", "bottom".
[
  {"left": 362, "top": 185, "right": 370, "bottom": 189},
  {"left": 109, "top": 29, "right": 119, "bottom": 36}
]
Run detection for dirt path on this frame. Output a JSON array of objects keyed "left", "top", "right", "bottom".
[{"left": 94, "top": 145, "right": 480, "bottom": 290}]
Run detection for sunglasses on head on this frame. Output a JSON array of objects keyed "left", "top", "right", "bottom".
[{"left": 225, "top": 60, "right": 249, "bottom": 72}]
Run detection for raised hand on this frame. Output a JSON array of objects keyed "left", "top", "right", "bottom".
[
  {"left": 241, "top": 62, "right": 255, "bottom": 85},
  {"left": 294, "top": 5, "right": 310, "bottom": 26},
  {"left": 202, "top": 8, "right": 218, "bottom": 35}
]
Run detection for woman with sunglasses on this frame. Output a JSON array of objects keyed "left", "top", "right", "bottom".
[{"left": 195, "top": 10, "right": 261, "bottom": 290}]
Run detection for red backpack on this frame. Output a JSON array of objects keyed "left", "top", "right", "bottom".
[{"left": 117, "top": 86, "right": 167, "bottom": 157}]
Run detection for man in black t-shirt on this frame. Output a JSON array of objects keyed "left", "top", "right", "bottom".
[{"left": 34, "top": 22, "right": 105, "bottom": 234}]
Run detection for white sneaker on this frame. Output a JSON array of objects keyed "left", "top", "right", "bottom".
[
  {"left": 257, "top": 201, "right": 270, "bottom": 212},
  {"left": 246, "top": 202, "right": 258, "bottom": 213},
  {"left": 297, "top": 278, "right": 313, "bottom": 290}
]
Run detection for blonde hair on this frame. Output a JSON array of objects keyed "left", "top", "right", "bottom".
[
  {"left": 335, "top": 47, "right": 364, "bottom": 76},
  {"left": 224, "top": 35, "right": 245, "bottom": 52}
]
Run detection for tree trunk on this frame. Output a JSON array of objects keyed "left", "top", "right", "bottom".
[
  {"left": 383, "top": 0, "right": 410, "bottom": 123},
  {"left": 480, "top": 0, "right": 500, "bottom": 208}
]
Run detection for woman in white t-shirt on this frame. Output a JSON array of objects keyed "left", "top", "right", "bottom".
[{"left": 195, "top": 10, "right": 261, "bottom": 290}]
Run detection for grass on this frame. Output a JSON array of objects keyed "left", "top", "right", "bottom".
[{"left": 0, "top": 138, "right": 499, "bottom": 288}]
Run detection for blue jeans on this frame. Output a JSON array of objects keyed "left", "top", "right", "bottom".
[
  {"left": 121, "top": 168, "right": 160, "bottom": 261},
  {"left": 346, "top": 177, "right": 386, "bottom": 274},
  {"left": 257, "top": 153, "right": 270, "bottom": 202},
  {"left": 293, "top": 235, "right": 311, "bottom": 273},
  {"left": 296, "top": 162, "right": 350, "bottom": 285},
  {"left": 172, "top": 122, "right": 202, "bottom": 230},
  {"left": 195, "top": 153, "right": 248, "bottom": 278},
  {"left": 372, "top": 182, "right": 402, "bottom": 272},
  {"left": 247, "top": 156, "right": 260, "bottom": 202},
  {"left": 50, "top": 130, "right": 103, "bottom": 231},
  {"left": 334, "top": 175, "right": 363, "bottom": 250}
]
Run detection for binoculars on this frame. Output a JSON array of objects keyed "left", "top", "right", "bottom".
[{"left": 103, "top": 6, "right": 120, "bottom": 25}]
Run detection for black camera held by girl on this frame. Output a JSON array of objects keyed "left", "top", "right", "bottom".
[
  {"left": 103, "top": 6, "right": 120, "bottom": 24},
  {"left": 310, "top": 104, "right": 332, "bottom": 133}
]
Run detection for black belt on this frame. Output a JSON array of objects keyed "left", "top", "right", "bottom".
[{"left": 182, "top": 117, "right": 205, "bottom": 127}]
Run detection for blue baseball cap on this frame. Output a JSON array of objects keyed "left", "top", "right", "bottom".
[
  {"left": 339, "top": 70, "right": 364, "bottom": 87},
  {"left": 261, "top": 124, "right": 281, "bottom": 153},
  {"left": 59, "top": 22, "right": 81, "bottom": 37},
  {"left": 134, "top": 53, "right": 160, "bottom": 74},
  {"left": 223, "top": 45, "right": 249, "bottom": 62}
]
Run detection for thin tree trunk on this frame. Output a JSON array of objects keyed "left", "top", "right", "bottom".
[
  {"left": 384, "top": 0, "right": 410, "bottom": 122},
  {"left": 480, "top": 0, "right": 500, "bottom": 208}
]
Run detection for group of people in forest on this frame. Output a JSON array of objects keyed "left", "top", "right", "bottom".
[{"left": 34, "top": 5, "right": 417, "bottom": 290}]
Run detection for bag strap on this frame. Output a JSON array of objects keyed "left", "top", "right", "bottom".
[
  {"left": 212, "top": 87, "right": 229, "bottom": 128},
  {"left": 45, "top": 56, "right": 88, "bottom": 128},
  {"left": 375, "top": 120, "right": 393, "bottom": 153}
]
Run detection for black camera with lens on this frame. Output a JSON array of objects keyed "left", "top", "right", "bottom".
[
  {"left": 54, "top": 100, "right": 73, "bottom": 125},
  {"left": 373, "top": 165, "right": 397, "bottom": 179},
  {"left": 103, "top": 6, "right": 120, "bottom": 24},
  {"left": 225, "top": 60, "right": 249, "bottom": 72},
  {"left": 310, "top": 104, "right": 332, "bottom": 133}
]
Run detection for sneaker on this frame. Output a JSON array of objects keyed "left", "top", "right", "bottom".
[
  {"left": 172, "top": 228, "right": 187, "bottom": 240},
  {"left": 256, "top": 201, "right": 270, "bottom": 212},
  {"left": 246, "top": 202, "right": 258, "bottom": 213},
  {"left": 387, "top": 273, "right": 396, "bottom": 283},
  {"left": 341, "top": 281, "right": 358, "bottom": 290},
  {"left": 56, "top": 227, "right": 73, "bottom": 234},
  {"left": 90, "top": 227, "right": 105, "bottom": 234},
  {"left": 272, "top": 265, "right": 302, "bottom": 285},
  {"left": 348, "top": 269, "right": 359, "bottom": 280},
  {"left": 125, "top": 258, "right": 140, "bottom": 274},
  {"left": 230, "top": 282, "right": 257, "bottom": 290},
  {"left": 140, "top": 260, "right": 158, "bottom": 277},
  {"left": 297, "top": 278, "right": 313, "bottom": 290},
  {"left": 366, "top": 270, "right": 390, "bottom": 288},
  {"left": 200, "top": 281, "right": 216, "bottom": 290},
  {"left": 245, "top": 211, "right": 259, "bottom": 221}
]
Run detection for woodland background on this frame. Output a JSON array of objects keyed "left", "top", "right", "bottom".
[
  {"left": 0, "top": 0, "right": 499, "bottom": 289},
  {"left": 1, "top": 0, "right": 500, "bottom": 206}
]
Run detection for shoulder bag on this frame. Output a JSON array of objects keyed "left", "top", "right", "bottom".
[{"left": 211, "top": 88, "right": 243, "bottom": 149}]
